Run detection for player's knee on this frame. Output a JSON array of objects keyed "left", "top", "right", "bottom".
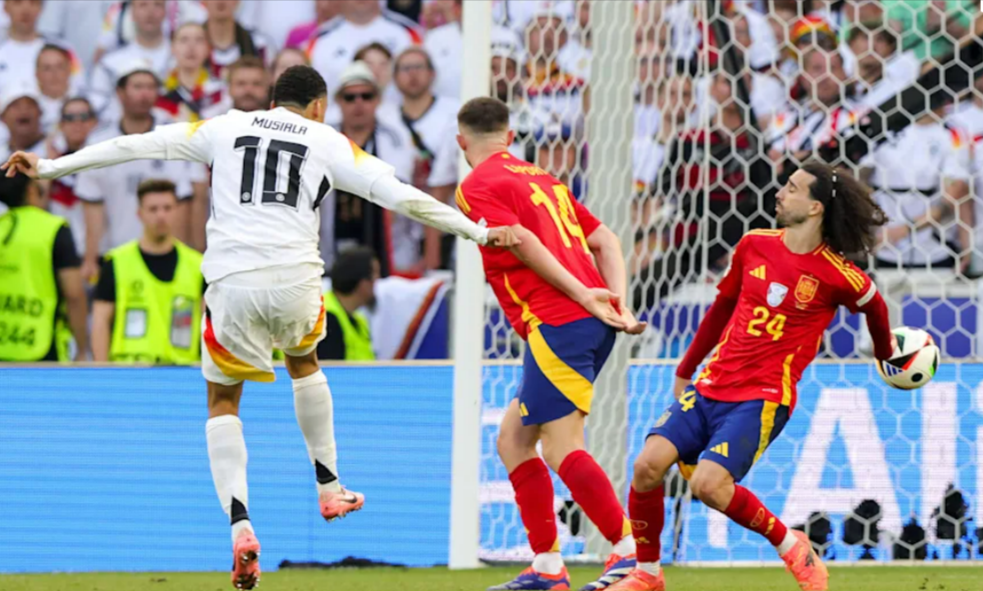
[
  {"left": 284, "top": 351, "right": 320, "bottom": 380},
  {"left": 632, "top": 454, "right": 667, "bottom": 490},
  {"left": 690, "top": 472, "right": 731, "bottom": 509}
]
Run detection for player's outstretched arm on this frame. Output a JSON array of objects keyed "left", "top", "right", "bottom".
[
  {"left": 509, "top": 224, "right": 627, "bottom": 331},
  {"left": 2, "top": 122, "right": 212, "bottom": 180},
  {"left": 674, "top": 293, "right": 739, "bottom": 397},
  {"left": 366, "top": 175, "right": 519, "bottom": 246},
  {"left": 586, "top": 224, "right": 646, "bottom": 335}
]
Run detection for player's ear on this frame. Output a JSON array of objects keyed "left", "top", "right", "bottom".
[
  {"left": 506, "top": 129, "right": 516, "bottom": 145},
  {"left": 456, "top": 133, "right": 467, "bottom": 151}
]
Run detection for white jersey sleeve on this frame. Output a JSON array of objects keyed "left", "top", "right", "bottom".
[
  {"left": 325, "top": 136, "right": 488, "bottom": 244},
  {"left": 37, "top": 120, "right": 215, "bottom": 179}
]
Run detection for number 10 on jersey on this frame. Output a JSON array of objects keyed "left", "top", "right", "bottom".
[{"left": 235, "top": 135, "right": 310, "bottom": 208}]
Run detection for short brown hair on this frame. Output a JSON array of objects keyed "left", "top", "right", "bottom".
[
  {"left": 395, "top": 46, "right": 434, "bottom": 72},
  {"left": 137, "top": 179, "right": 178, "bottom": 202},
  {"left": 227, "top": 55, "right": 267, "bottom": 81},
  {"left": 458, "top": 97, "right": 510, "bottom": 134}
]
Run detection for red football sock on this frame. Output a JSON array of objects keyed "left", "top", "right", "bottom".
[
  {"left": 724, "top": 485, "right": 788, "bottom": 547},
  {"left": 629, "top": 485, "right": 664, "bottom": 563},
  {"left": 558, "top": 450, "right": 630, "bottom": 544},
  {"left": 509, "top": 458, "right": 559, "bottom": 554}
]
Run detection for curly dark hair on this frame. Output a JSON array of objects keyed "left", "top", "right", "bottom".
[
  {"left": 799, "top": 161, "right": 887, "bottom": 256},
  {"left": 272, "top": 65, "right": 327, "bottom": 108}
]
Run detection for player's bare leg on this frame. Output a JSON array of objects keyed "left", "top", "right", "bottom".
[
  {"left": 284, "top": 351, "right": 364, "bottom": 522},
  {"left": 690, "top": 460, "right": 827, "bottom": 591},
  {"left": 540, "top": 411, "right": 637, "bottom": 591},
  {"left": 605, "top": 436, "right": 678, "bottom": 591},
  {"left": 488, "top": 399, "right": 570, "bottom": 591},
  {"left": 206, "top": 381, "right": 260, "bottom": 590}
]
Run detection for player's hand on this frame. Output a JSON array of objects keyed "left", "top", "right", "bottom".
[
  {"left": 1, "top": 151, "right": 40, "bottom": 178},
  {"left": 621, "top": 308, "right": 647, "bottom": 335},
  {"left": 673, "top": 376, "right": 691, "bottom": 400},
  {"left": 578, "top": 288, "right": 627, "bottom": 331},
  {"left": 486, "top": 226, "right": 521, "bottom": 248}
]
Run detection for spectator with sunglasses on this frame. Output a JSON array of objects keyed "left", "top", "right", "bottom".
[
  {"left": 321, "top": 61, "right": 414, "bottom": 278},
  {"left": 45, "top": 97, "right": 99, "bottom": 257}
]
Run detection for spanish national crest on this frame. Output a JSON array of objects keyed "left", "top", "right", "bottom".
[
  {"left": 767, "top": 282, "right": 788, "bottom": 307},
  {"left": 795, "top": 275, "right": 820, "bottom": 304}
]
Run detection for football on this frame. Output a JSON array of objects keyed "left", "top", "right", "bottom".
[{"left": 875, "top": 327, "right": 940, "bottom": 390}]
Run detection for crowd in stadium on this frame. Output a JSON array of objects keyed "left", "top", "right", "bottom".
[{"left": 1, "top": 0, "right": 981, "bottom": 364}]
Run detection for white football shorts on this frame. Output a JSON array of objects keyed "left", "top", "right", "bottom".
[{"left": 202, "top": 264, "right": 326, "bottom": 385}]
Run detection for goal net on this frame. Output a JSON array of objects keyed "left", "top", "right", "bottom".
[{"left": 476, "top": 0, "right": 983, "bottom": 564}]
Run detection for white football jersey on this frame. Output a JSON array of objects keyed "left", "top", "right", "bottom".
[{"left": 36, "top": 106, "right": 488, "bottom": 283}]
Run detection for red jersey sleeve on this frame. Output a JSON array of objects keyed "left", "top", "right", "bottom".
[
  {"left": 831, "top": 257, "right": 876, "bottom": 314},
  {"left": 716, "top": 237, "right": 747, "bottom": 299},
  {"left": 572, "top": 198, "right": 602, "bottom": 237},
  {"left": 457, "top": 180, "right": 520, "bottom": 227}
]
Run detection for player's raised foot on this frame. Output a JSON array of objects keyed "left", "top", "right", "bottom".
[
  {"left": 486, "top": 567, "right": 571, "bottom": 590},
  {"left": 782, "top": 531, "right": 828, "bottom": 591},
  {"left": 602, "top": 567, "right": 665, "bottom": 591},
  {"left": 230, "top": 529, "right": 261, "bottom": 590},
  {"left": 579, "top": 553, "right": 637, "bottom": 590},
  {"left": 319, "top": 486, "right": 365, "bottom": 522}
]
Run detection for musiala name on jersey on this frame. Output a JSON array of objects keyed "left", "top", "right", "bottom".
[{"left": 251, "top": 117, "right": 308, "bottom": 135}]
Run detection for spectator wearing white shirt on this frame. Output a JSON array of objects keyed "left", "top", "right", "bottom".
[
  {"left": 233, "top": 0, "right": 314, "bottom": 50},
  {"left": 0, "top": 80, "right": 45, "bottom": 162},
  {"left": 271, "top": 47, "right": 308, "bottom": 85},
  {"left": 424, "top": 0, "right": 462, "bottom": 99},
  {"left": 35, "top": 44, "right": 73, "bottom": 134},
  {"left": 92, "top": 0, "right": 204, "bottom": 65},
  {"left": 156, "top": 22, "right": 230, "bottom": 123},
  {"left": 391, "top": 46, "right": 460, "bottom": 272},
  {"left": 226, "top": 55, "right": 269, "bottom": 112},
  {"left": 36, "top": 0, "right": 116, "bottom": 71},
  {"left": 89, "top": 0, "right": 172, "bottom": 120},
  {"left": 308, "top": 0, "right": 422, "bottom": 113},
  {"left": 285, "top": 0, "right": 341, "bottom": 50},
  {"left": 45, "top": 97, "right": 100, "bottom": 257},
  {"left": 556, "top": 0, "right": 590, "bottom": 82},
  {"left": 847, "top": 25, "right": 921, "bottom": 111},
  {"left": 202, "top": 0, "right": 275, "bottom": 79},
  {"left": 0, "top": 0, "right": 82, "bottom": 93},
  {"left": 76, "top": 62, "right": 202, "bottom": 282},
  {"left": 866, "top": 101, "right": 972, "bottom": 271},
  {"left": 321, "top": 61, "right": 414, "bottom": 277}
]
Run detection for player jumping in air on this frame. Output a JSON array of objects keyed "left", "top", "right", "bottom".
[
  {"left": 606, "top": 163, "right": 897, "bottom": 591},
  {"left": 3, "top": 66, "right": 517, "bottom": 590},
  {"left": 455, "top": 97, "right": 646, "bottom": 591}
]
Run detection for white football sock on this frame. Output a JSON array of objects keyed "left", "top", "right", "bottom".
[
  {"left": 532, "top": 552, "right": 564, "bottom": 575},
  {"left": 206, "top": 415, "right": 251, "bottom": 543},
  {"left": 292, "top": 371, "right": 342, "bottom": 494},
  {"left": 777, "top": 530, "right": 799, "bottom": 556},
  {"left": 612, "top": 534, "right": 637, "bottom": 556},
  {"left": 637, "top": 562, "right": 662, "bottom": 576}
]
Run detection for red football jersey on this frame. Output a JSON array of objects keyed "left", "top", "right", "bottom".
[
  {"left": 695, "top": 229, "right": 877, "bottom": 411},
  {"left": 457, "top": 152, "right": 606, "bottom": 340}
]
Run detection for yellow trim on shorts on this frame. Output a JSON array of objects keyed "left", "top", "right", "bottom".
[
  {"left": 677, "top": 462, "right": 697, "bottom": 481},
  {"left": 752, "top": 401, "right": 780, "bottom": 466},
  {"left": 527, "top": 326, "right": 593, "bottom": 414}
]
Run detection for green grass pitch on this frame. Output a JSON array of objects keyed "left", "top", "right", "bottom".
[{"left": 2, "top": 566, "right": 981, "bottom": 591}]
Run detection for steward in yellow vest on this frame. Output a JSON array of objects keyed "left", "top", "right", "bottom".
[
  {"left": 317, "top": 247, "right": 378, "bottom": 361},
  {"left": 92, "top": 180, "right": 204, "bottom": 364},
  {"left": 0, "top": 172, "right": 88, "bottom": 361}
]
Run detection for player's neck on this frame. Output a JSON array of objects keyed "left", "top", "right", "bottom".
[
  {"left": 140, "top": 234, "right": 175, "bottom": 255},
  {"left": 467, "top": 145, "right": 508, "bottom": 168},
  {"left": 401, "top": 94, "right": 435, "bottom": 121},
  {"left": 782, "top": 224, "right": 823, "bottom": 255}
]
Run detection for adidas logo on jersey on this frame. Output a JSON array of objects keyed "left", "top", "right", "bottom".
[
  {"left": 749, "top": 266, "right": 766, "bottom": 280},
  {"left": 709, "top": 442, "right": 729, "bottom": 458}
]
